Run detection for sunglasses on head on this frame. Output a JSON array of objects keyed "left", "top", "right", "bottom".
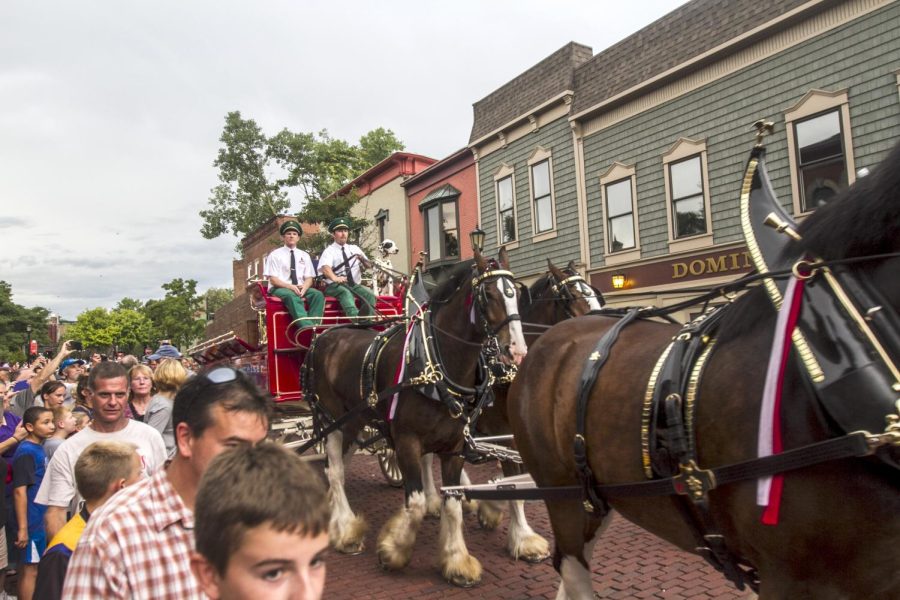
[{"left": 201, "top": 366, "right": 241, "bottom": 385}]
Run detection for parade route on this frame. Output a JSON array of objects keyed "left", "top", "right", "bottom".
[{"left": 321, "top": 455, "right": 756, "bottom": 599}]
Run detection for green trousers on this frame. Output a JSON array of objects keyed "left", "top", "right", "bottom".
[
  {"left": 271, "top": 287, "right": 325, "bottom": 328},
  {"left": 323, "top": 282, "right": 377, "bottom": 317}
]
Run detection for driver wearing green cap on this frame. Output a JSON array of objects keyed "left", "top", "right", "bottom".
[
  {"left": 316, "top": 217, "right": 377, "bottom": 318},
  {"left": 263, "top": 220, "right": 325, "bottom": 329}
]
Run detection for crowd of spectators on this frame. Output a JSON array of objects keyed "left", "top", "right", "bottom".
[{"left": 0, "top": 340, "right": 330, "bottom": 600}]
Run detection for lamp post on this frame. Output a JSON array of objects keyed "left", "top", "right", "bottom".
[
  {"left": 469, "top": 226, "right": 486, "bottom": 255},
  {"left": 25, "top": 324, "right": 32, "bottom": 359}
]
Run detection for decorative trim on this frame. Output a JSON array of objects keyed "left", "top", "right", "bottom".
[
  {"left": 576, "top": 0, "right": 891, "bottom": 136},
  {"left": 783, "top": 88, "right": 856, "bottom": 216},
  {"left": 572, "top": 128, "right": 591, "bottom": 269},
  {"left": 662, "top": 138, "right": 713, "bottom": 251},
  {"left": 528, "top": 114, "right": 539, "bottom": 132},
  {"left": 471, "top": 100, "right": 572, "bottom": 159}
]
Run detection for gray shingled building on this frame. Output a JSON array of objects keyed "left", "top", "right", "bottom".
[{"left": 469, "top": 0, "right": 900, "bottom": 319}]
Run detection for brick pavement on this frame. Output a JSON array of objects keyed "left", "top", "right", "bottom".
[{"left": 319, "top": 455, "right": 757, "bottom": 600}]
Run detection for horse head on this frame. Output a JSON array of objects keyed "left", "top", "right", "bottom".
[
  {"left": 546, "top": 259, "right": 604, "bottom": 316},
  {"left": 474, "top": 247, "right": 528, "bottom": 365}
]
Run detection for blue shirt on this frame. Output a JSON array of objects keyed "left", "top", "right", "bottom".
[{"left": 12, "top": 440, "right": 48, "bottom": 533}]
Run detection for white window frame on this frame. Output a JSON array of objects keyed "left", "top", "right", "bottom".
[
  {"left": 493, "top": 163, "right": 519, "bottom": 249},
  {"left": 784, "top": 89, "right": 856, "bottom": 217},
  {"left": 663, "top": 138, "right": 713, "bottom": 253},
  {"left": 599, "top": 162, "right": 640, "bottom": 266},
  {"left": 527, "top": 147, "right": 557, "bottom": 242}
]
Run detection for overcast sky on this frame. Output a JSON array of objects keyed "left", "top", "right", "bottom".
[{"left": 1, "top": 0, "right": 686, "bottom": 321}]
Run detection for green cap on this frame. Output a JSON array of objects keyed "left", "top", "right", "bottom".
[
  {"left": 328, "top": 217, "right": 351, "bottom": 233},
  {"left": 279, "top": 220, "right": 302, "bottom": 236}
]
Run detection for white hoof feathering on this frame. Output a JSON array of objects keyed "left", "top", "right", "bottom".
[
  {"left": 421, "top": 454, "right": 442, "bottom": 518},
  {"left": 555, "top": 520, "right": 605, "bottom": 599},
  {"left": 325, "top": 433, "right": 368, "bottom": 554},
  {"left": 477, "top": 499, "right": 504, "bottom": 530},
  {"left": 460, "top": 469, "right": 479, "bottom": 515},
  {"left": 440, "top": 497, "right": 483, "bottom": 587},
  {"left": 376, "top": 491, "right": 426, "bottom": 570},
  {"left": 508, "top": 500, "right": 549, "bottom": 562}
]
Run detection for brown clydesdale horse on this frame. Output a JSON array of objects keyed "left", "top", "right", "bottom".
[
  {"left": 509, "top": 143, "right": 900, "bottom": 598},
  {"left": 422, "top": 260, "right": 603, "bottom": 561},
  {"left": 307, "top": 248, "right": 526, "bottom": 586}
]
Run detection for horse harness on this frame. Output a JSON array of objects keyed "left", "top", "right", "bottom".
[{"left": 301, "top": 264, "right": 521, "bottom": 456}]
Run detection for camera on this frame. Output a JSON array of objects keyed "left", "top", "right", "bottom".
[{"left": 69, "top": 340, "right": 83, "bottom": 351}]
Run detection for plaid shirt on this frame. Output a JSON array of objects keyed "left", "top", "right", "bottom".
[{"left": 62, "top": 469, "right": 200, "bottom": 599}]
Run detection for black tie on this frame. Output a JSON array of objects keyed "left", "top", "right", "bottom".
[
  {"left": 341, "top": 246, "right": 354, "bottom": 285},
  {"left": 289, "top": 250, "right": 298, "bottom": 285}
]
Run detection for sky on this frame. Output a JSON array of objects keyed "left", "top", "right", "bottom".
[{"left": 1, "top": 0, "right": 686, "bottom": 321}]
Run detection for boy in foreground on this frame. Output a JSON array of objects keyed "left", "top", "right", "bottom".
[
  {"left": 34, "top": 440, "right": 143, "bottom": 600},
  {"left": 191, "top": 443, "right": 331, "bottom": 600},
  {"left": 13, "top": 407, "right": 55, "bottom": 600}
]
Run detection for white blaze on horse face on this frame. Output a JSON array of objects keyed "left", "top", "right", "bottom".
[
  {"left": 497, "top": 278, "right": 527, "bottom": 364},
  {"left": 577, "top": 282, "right": 603, "bottom": 311}
]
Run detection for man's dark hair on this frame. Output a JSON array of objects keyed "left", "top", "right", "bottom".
[
  {"left": 172, "top": 367, "right": 271, "bottom": 437},
  {"left": 87, "top": 361, "right": 128, "bottom": 391},
  {"left": 194, "top": 442, "right": 329, "bottom": 574},
  {"left": 23, "top": 406, "right": 52, "bottom": 427}
]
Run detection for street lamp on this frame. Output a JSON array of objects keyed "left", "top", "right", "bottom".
[
  {"left": 25, "top": 324, "right": 32, "bottom": 359},
  {"left": 469, "top": 226, "right": 486, "bottom": 254},
  {"left": 611, "top": 273, "right": 626, "bottom": 289}
]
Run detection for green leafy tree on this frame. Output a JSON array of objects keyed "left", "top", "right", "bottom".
[
  {"left": 67, "top": 308, "right": 116, "bottom": 350},
  {"left": 200, "top": 111, "right": 404, "bottom": 250},
  {"left": 202, "top": 287, "right": 234, "bottom": 321},
  {"left": 67, "top": 307, "right": 154, "bottom": 355},
  {"left": 116, "top": 297, "right": 144, "bottom": 312},
  {"left": 0, "top": 281, "right": 50, "bottom": 362},
  {"left": 144, "top": 278, "right": 205, "bottom": 350}
]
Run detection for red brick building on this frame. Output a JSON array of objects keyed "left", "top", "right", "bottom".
[{"left": 401, "top": 148, "right": 478, "bottom": 274}]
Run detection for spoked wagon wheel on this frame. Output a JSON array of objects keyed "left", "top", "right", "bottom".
[{"left": 378, "top": 447, "right": 404, "bottom": 487}]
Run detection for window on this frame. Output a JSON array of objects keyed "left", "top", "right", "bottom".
[
  {"left": 423, "top": 201, "right": 459, "bottom": 261},
  {"left": 531, "top": 160, "right": 553, "bottom": 233},
  {"left": 497, "top": 175, "right": 516, "bottom": 243},
  {"left": 668, "top": 155, "right": 706, "bottom": 239},
  {"left": 420, "top": 184, "right": 460, "bottom": 262},
  {"left": 662, "top": 138, "right": 712, "bottom": 252},
  {"left": 604, "top": 178, "right": 635, "bottom": 252},
  {"left": 785, "top": 89, "right": 856, "bottom": 216},
  {"left": 374, "top": 208, "right": 389, "bottom": 244}
]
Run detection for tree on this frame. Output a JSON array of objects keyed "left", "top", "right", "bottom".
[
  {"left": 144, "top": 278, "right": 205, "bottom": 350},
  {"left": 67, "top": 307, "right": 154, "bottom": 355},
  {"left": 202, "top": 287, "right": 234, "bottom": 321},
  {"left": 115, "top": 297, "right": 144, "bottom": 312},
  {"left": 200, "top": 111, "right": 405, "bottom": 250},
  {"left": 0, "top": 281, "right": 50, "bottom": 363}
]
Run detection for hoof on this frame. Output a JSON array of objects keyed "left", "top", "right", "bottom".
[
  {"left": 425, "top": 497, "right": 442, "bottom": 519},
  {"left": 477, "top": 501, "right": 503, "bottom": 530},
  {"left": 376, "top": 546, "right": 410, "bottom": 571},
  {"left": 442, "top": 553, "right": 482, "bottom": 588},
  {"left": 512, "top": 533, "right": 551, "bottom": 563},
  {"left": 330, "top": 515, "right": 368, "bottom": 555},
  {"left": 462, "top": 498, "right": 479, "bottom": 515},
  {"left": 335, "top": 541, "right": 365, "bottom": 555}
]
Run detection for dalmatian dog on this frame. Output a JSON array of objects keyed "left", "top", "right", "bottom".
[{"left": 372, "top": 239, "right": 400, "bottom": 296}]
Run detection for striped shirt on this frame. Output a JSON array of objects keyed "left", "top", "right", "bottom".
[{"left": 62, "top": 469, "right": 199, "bottom": 599}]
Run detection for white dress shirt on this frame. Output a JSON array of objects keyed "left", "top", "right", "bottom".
[
  {"left": 318, "top": 242, "right": 367, "bottom": 284},
  {"left": 264, "top": 246, "right": 315, "bottom": 290}
]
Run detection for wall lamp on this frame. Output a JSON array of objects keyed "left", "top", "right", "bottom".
[
  {"left": 611, "top": 273, "right": 626, "bottom": 289},
  {"left": 469, "top": 225, "right": 486, "bottom": 253}
]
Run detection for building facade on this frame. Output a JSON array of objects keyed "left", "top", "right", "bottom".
[
  {"left": 331, "top": 152, "right": 436, "bottom": 276},
  {"left": 401, "top": 148, "right": 478, "bottom": 275},
  {"left": 469, "top": 0, "right": 900, "bottom": 319}
]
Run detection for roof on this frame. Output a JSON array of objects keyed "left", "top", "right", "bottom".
[
  {"left": 469, "top": 42, "right": 593, "bottom": 144},
  {"left": 571, "top": 0, "right": 817, "bottom": 118},
  {"left": 327, "top": 152, "right": 436, "bottom": 199},
  {"left": 419, "top": 184, "right": 461, "bottom": 206}
]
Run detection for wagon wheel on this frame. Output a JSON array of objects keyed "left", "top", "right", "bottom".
[{"left": 378, "top": 447, "right": 404, "bottom": 487}]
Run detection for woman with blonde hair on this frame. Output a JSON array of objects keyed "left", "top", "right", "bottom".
[
  {"left": 126, "top": 364, "right": 154, "bottom": 422},
  {"left": 145, "top": 358, "right": 187, "bottom": 456}
]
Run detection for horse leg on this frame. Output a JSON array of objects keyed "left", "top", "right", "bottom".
[
  {"left": 507, "top": 499, "right": 551, "bottom": 563},
  {"left": 376, "top": 435, "right": 427, "bottom": 570},
  {"left": 325, "top": 430, "right": 367, "bottom": 554},
  {"left": 548, "top": 502, "right": 611, "bottom": 600},
  {"left": 420, "top": 453, "right": 442, "bottom": 518},
  {"left": 459, "top": 468, "right": 482, "bottom": 517},
  {"left": 439, "top": 454, "right": 483, "bottom": 587}
]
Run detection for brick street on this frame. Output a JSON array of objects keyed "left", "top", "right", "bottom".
[{"left": 318, "top": 455, "right": 757, "bottom": 600}]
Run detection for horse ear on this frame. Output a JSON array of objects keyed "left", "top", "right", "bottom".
[
  {"left": 474, "top": 248, "right": 488, "bottom": 272},
  {"left": 498, "top": 246, "right": 510, "bottom": 270},
  {"left": 548, "top": 259, "right": 565, "bottom": 281},
  {"left": 567, "top": 260, "right": 576, "bottom": 272}
]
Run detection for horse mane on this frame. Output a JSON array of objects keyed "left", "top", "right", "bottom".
[
  {"left": 429, "top": 259, "right": 476, "bottom": 306},
  {"left": 719, "top": 140, "right": 900, "bottom": 342}
]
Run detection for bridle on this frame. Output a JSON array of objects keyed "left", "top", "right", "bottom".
[
  {"left": 471, "top": 267, "right": 522, "bottom": 336},
  {"left": 548, "top": 271, "right": 603, "bottom": 317}
]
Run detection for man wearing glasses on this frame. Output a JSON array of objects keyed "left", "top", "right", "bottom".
[{"left": 63, "top": 367, "right": 271, "bottom": 599}]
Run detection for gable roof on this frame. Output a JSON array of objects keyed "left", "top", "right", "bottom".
[
  {"left": 571, "top": 0, "right": 816, "bottom": 118},
  {"left": 469, "top": 42, "right": 593, "bottom": 144}
]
